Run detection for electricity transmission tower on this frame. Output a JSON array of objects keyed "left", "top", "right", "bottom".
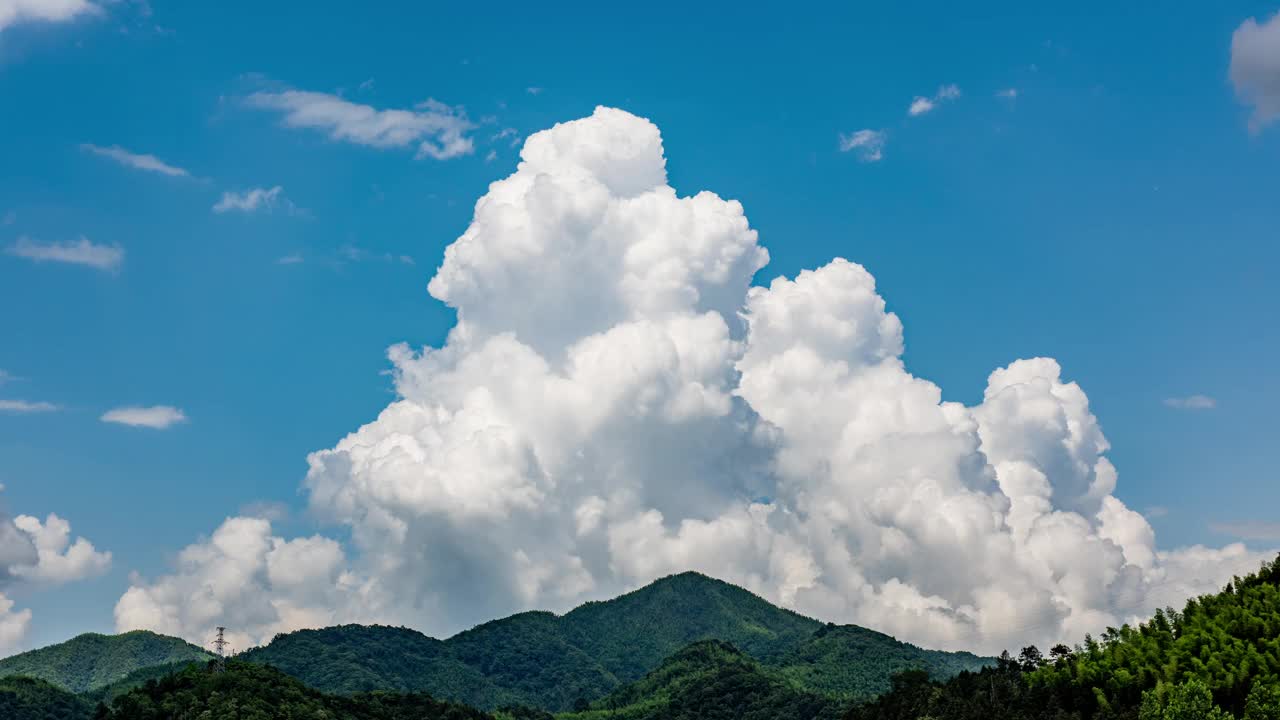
[{"left": 212, "top": 626, "right": 229, "bottom": 673}]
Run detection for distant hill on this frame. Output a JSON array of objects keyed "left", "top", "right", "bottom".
[
  {"left": 241, "top": 571, "right": 991, "bottom": 710},
  {"left": 0, "top": 676, "right": 92, "bottom": 720},
  {"left": 0, "top": 629, "right": 211, "bottom": 693},
  {"left": 95, "top": 660, "right": 494, "bottom": 720},
  {"left": 562, "top": 639, "right": 843, "bottom": 720}
]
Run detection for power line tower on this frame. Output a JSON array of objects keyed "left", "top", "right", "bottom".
[{"left": 212, "top": 626, "right": 229, "bottom": 673}]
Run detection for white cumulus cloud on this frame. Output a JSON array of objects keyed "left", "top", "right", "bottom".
[
  {"left": 0, "top": 0, "right": 97, "bottom": 33},
  {"left": 115, "top": 516, "right": 374, "bottom": 654},
  {"left": 100, "top": 405, "right": 187, "bottom": 429},
  {"left": 0, "top": 491, "right": 109, "bottom": 657},
  {"left": 839, "top": 129, "right": 887, "bottom": 162},
  {"left": 81, "top": 144, "right": 189, "bottom": 178},
  {"left": 5, "top": 236, "right": 123, "bottom": 272},
  {"left": 1231, "top": 11, "right": 1280, "bottom": 131},
  {"left": 247, "top": 90, "right": 475, "bottom": 160},
  {"left": 115, "top": 106, "right": 1276, "bottom": 655}
]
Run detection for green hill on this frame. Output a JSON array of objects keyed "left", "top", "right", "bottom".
[
  {"left": 96, "top": 660, "right": 494, "bottom": 720},
  {"left": 0, "top": 676, "right": 93, "bottom": 720},
  {"left": 560, "top": 640, "right": 843, "bottom": 720},
  {"left": 241, "top": 571, "right": 990, "bottom": 710},
  {"left": 0, "top": 629, "right": 212, "bottom": 693},
  {"left": 78, "top": 659, "right": 207, "bottom": 706}
]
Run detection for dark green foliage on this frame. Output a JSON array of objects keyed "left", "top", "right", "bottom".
[
  {"left": 96, "top": 660, "right": 494, "bottom": 720},
  {"left": 0, "top": 675, "right": 92, "bottom": 720},
  {"left": 561, "top": 640, "right": 843, "bottom": 720},
  {"left": 77, "top": 660, "right": 202, "bottom": 706},
  {"left": 846, "top": 555, "right": 1280, "bottom": 720},
  {"left": 240, "top": 571, "right": 989, "bottom": 710},
  {"left": 774, "top": 623, "right": 990, "bottom": 700},
  {"left": 558, "top": 571, "right": 821, "bottom": 682},
  {"left": 0, "top": 630, "right": 211, "bottom": 693}
]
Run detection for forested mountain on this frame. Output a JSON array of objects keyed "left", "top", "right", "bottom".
[
  {"left": 95, "top": 661, "right": 495, "bottom": 720},
  {"left": 560, "top": 639, "right": 843, "bottom": 720},
  {"left": 0, "top": 676, "right": 92, "bottom": 720},
  {"left": 845, "top": 555, "right": 1280, "bottom": 720},
  {"left": 0, "top": 629, "right": 211, "bottom": 693},
  {"left": 239, "top": 570, "right": 990, "bottom": 710}
]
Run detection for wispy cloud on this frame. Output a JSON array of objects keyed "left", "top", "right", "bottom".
[
  {"left": 276, "top": 254, "right": 304, "bottom": 265},
  {"left": 5, "top": 236, "right": 124, "bottom": 272},
  {"left": 838, "top": 129, "right": 887, "bottom": 162},
  {"left": 1211, "top": 520, "right": 1280, "bottom": 541},
  {"left": 908, "top": 83, "right": 962, "bottom": 116},
  {"left": 246, "top": 90, "right": 475, "bottom": 160},
  {"left": 0, "top": 0, "right": 98, "bottom": 33},
  {"left": 1144, "top": 505, "right": 1169, "bottom": 519},
  {"left": 1164, "top": 394, "right": 1216, "bottom": 410},
  {"left": 80, "top": 144, "right": 189, "bottom": 178},
  {"left": 526, "top": 87, "right": 543, "bottom": 96},
  {"left": 213, "top": 186, "right": 297, "bottom": 215},
  {"left": 491, "top": 127, "right": 519, "bottom": 147},
  {"left": 100, "top": 405, "right": 187, "bottom": 429},
  {"left": 996, "top": 88, "right": 1019, "bottom": 100},
  {"left": 0, "top": 370, "right": 16, "bottom": 386},
  {"left": 0, "top": 399, "right": 59, "bottom": 413}
]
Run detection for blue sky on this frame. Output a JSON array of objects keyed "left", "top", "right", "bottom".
[{"left": 1, "top": 0, "right": 1278, "bottom": 652}]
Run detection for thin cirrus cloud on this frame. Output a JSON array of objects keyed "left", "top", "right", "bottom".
[
  {"left": 996, "top": 88, "right": 1019, "bottom": 99},
  {"left": 213, "top": 186, "right": 296, "bottom": 214},
  {"left": 246, "top": 89, "right": 475, "bottom": 160},
  {"left": 0, "top": 400, "right": 59, "bottom": 413},
  {"left": 80, "top": 144, "right": 190, "bottom": 178},
  {"left": 908, "top": 83, "right": 962, "bottom": 116},
  {"left": 0, "top": 0, "right": 98, "bottom": 33},
  {"left": 100, "top": 405, "right": 187, "bottom": 429},
  {"left": 1211, "top": 520, "right": 1280, "bottom": 541},
  {"left": 4, "top": 236, "right": 124, "bottom": 272},
  {"left": 838, "top": 129, "right": 887, "bottom": 162},
  {"left": 1164, "top": 394, "right": 1216, "bottom": 410},
  {"left": 1230, "top": 10, "right": 1280, "bottom": 131}
]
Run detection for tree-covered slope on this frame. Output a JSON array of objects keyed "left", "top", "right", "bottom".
[
  {"left": 0, "top": 629, "right": 212, "bottom": 693},
  {"left": 774, "top": 623, "right": 991, "bottom": 700},
  {"left": 0, "top": 676, "right": 92, "bottom": 720},
  {"left": 78, "top": 659, "right": 205, "bottom": 706},
  {"left": 560, "top": 640, "right": 843, "bottom": 720},
  {"left": 845, "top": 554, "right": 1280, "bottom": 720},
  {"left": 97, "top": 661, "right": 495, "bottom": 720},
  {"left": 241, "top": 571, "right": 989, "bottom": 711},
  {"left": 558, "top": 571, "right": 823, "bottom": 681}
]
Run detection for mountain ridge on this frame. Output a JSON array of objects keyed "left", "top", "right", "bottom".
[
  {"left": 238, "top": 570, "right": 991, "bottom": 710},
  {"left": 0, "top": 629, "right": 211, "bottom": 693}
]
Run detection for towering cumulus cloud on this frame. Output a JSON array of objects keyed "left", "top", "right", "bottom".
[{"left": 117, "top": 107, "right": 1273, "bottom": 654}]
